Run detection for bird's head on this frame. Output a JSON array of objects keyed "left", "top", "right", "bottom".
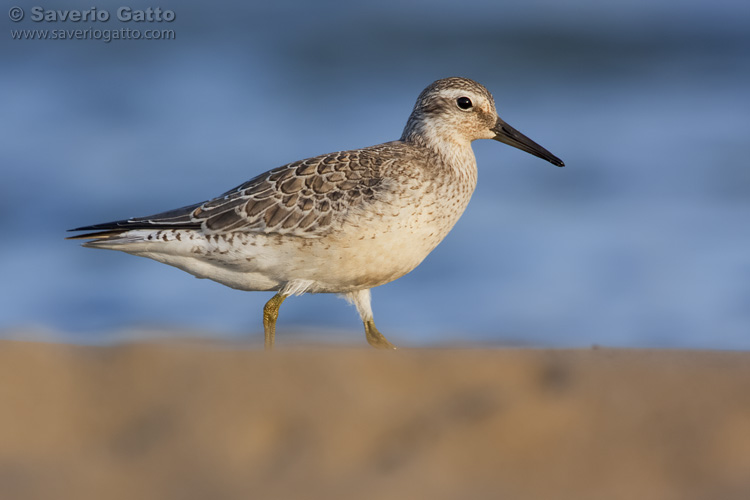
[{"left": 402, "top": 77, "right": 564, "bottom": 167}]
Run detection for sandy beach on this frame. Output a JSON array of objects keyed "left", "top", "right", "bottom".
[{"left": 1, "top": 339, "right": 749, "bottom": 500}]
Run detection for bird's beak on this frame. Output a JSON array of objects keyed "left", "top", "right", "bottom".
[{"left": 492, "top": 117, "right": 565, "bottom": 167}]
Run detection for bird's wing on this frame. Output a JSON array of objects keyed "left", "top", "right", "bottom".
[{"left": 69, "top": 147, "right": 394, "bottom": 239}]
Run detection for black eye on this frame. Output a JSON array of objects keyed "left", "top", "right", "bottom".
[{"left": 456, "top": 97, "right": 473, "bottom": 110}]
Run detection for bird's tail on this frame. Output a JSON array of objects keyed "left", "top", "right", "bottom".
[{"left": 66, "top": 229, "right": 155, "bottom": 250}]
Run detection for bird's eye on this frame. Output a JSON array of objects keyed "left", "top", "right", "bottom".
[{"left": 456, "top": 97, "right": 473, "bottom": 110}]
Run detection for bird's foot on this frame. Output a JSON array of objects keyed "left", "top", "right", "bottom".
[{"left": 364, "top": 319, "right": 397, "bottom": 350}]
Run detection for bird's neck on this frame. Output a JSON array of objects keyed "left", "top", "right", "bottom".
[{"left": 401, "top": 126, "right": 478, "bottom": 186}]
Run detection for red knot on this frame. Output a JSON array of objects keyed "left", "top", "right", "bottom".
[{"left": 69, "top": 77, "right": 564, "bottom": 350}]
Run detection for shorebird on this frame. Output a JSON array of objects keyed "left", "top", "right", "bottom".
[{"left": 69, "top": 77, "right": 564, "bottom": 350}]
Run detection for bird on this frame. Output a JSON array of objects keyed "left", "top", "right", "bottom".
[{"left": 68, "top": 77, "right": 564, "bottom": 350}]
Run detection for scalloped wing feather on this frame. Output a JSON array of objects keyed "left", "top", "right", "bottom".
[{"left": 71, "top": 147, "right": 402, "bottom": 239}]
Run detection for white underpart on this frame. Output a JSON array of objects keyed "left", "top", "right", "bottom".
[{"left": 280, "top": 279, "right": 315, "bottom": 296}]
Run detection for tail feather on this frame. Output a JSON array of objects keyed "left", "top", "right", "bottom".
[
  {"left": 66, "top": 230, "right": 128, "bottom": 241},
  {"left": 67, "top": 200, "right": 204, "bottom": 236},
  {"left": 70, "top": 229, "right": 167, "bottom": 251},
  {"left": 67, "top": 201, "right": 205, "bottom": 248}
]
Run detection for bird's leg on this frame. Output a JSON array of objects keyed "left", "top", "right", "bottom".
[
  {"left": 343, "top": 289, "right": 397, "bottom": 350},
  {"left": 263, "top": 292, "right": 287, "bottom": 351}
]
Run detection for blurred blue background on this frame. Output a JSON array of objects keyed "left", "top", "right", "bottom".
[{"left": 2, "top": 0, "right": 748, "bottom": 348}]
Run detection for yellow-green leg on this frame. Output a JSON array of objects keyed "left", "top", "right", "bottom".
[
  {"left": 364, "top": 318, "right": 397, "bottom": 350},
  {"left": 343, "top": 289, "right": 397, "bottom": 350},
  {"left": 263, "top": 293, "right": 287, "bottom": 351}
]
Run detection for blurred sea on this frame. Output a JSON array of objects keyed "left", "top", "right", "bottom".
[{"left": 1, "top": 0, "right": 748, "bottom": 348}]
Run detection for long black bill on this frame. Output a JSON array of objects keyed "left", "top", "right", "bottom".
[{"left": 492, "top": 118, "right": 564, "bottom": 167}]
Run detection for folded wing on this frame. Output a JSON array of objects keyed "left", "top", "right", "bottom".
[{"left": 69, "top": 148, "right": 388, "bottom": 240}]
